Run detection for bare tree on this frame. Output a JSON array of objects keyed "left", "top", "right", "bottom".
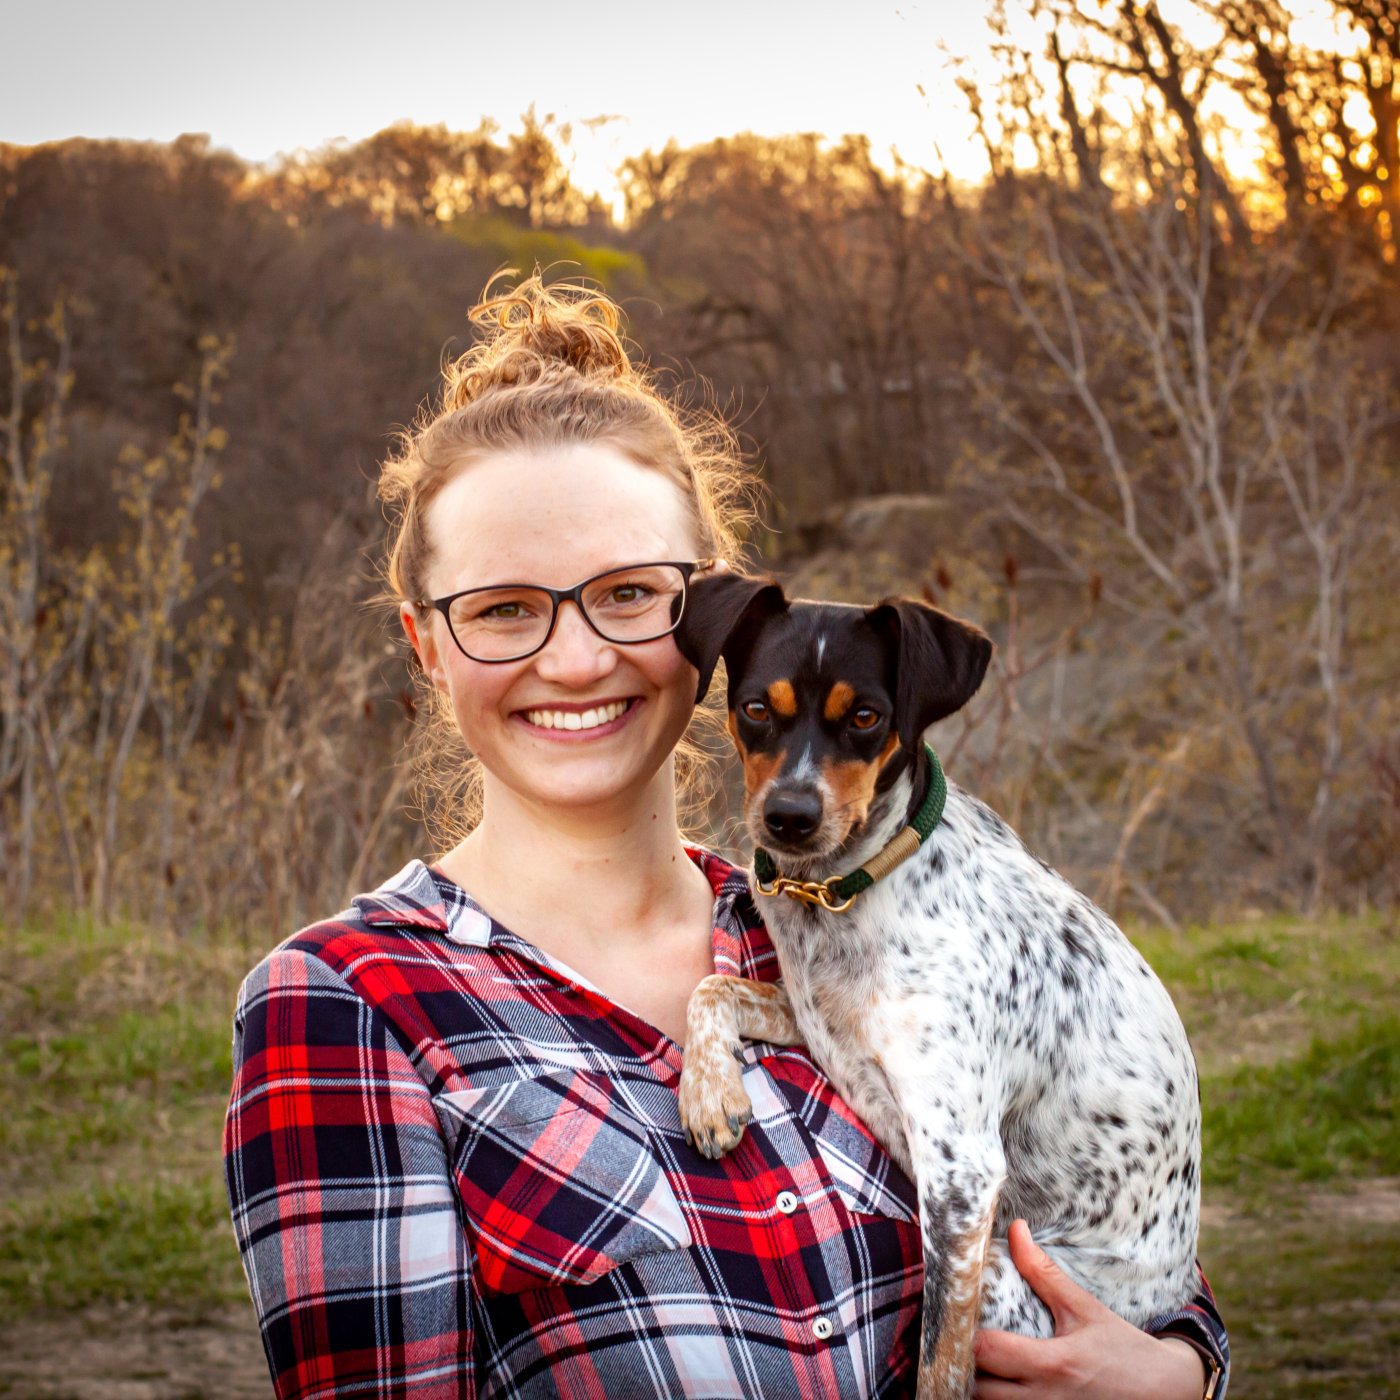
[{"left": 955, "top": 163, "right": 1392, "bottom": 907}]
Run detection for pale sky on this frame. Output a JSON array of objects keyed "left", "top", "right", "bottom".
[{"left": 1, "top": 0, "right": 1001, "bottom": 200}]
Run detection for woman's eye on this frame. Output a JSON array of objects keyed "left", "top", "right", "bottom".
[
  {"left": 610, "top": 584, "right": 652, "bottom": 603},
  {"left": 481, "top": 602, "right": 528, "bottom": 620},
  {"left": 851, "top": 707, "right": 880, "bottom": 730},
  {"left": 741, "top": 700, "right": 769, "bottom": 722}
]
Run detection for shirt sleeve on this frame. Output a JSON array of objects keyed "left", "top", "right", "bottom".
[
  {"left": 222, "top": 947, "right": 475, "bottom": 1400},
  {"left": 1143, "top": 1261, "right": 1230, "bottom": 1397}
]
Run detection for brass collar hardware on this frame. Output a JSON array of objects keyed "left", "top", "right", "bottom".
[{"left": 753, "top": 873, "right": 858, "bottom": 913}]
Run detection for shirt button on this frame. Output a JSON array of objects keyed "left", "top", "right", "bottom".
[
  {"left": 811, "top": 1317, "right": 834, "bottom": 1341},
  {"left": 776, "top": 1190, "right": 799, "bottom": 1215}
]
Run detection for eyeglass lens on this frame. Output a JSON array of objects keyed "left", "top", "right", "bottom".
[{"left": 447, "top": 564, "right": 688, "bottom": 661}]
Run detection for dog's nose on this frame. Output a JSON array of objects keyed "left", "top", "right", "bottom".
[{"left": 763, "top": 790, "right": 823, "bottom": 843}]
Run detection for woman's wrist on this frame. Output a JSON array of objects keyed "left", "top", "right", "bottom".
[{"left": 1157, "top": 1336, "right": 1212, "bottom": 1399}]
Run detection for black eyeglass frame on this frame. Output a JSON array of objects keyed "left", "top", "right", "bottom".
[{"left": 417, "top": 558, "right": 719, "bottom": 663}]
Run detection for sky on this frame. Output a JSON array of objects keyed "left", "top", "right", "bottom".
[{"left": 1, "top": 0, "right": 1002, "bottom": 203}]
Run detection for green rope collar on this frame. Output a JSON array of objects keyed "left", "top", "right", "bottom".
[{"left": 752, "top": 744, "right": 947, "bottom": 913}]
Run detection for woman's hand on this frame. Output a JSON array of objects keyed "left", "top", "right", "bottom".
[{"left": 973, "top": 1221, "right": 1208, "bottom": 1399}]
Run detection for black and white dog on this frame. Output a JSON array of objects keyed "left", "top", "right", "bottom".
[{"left": 674, "top": 574, "right": 1201, "bottom": 1400}]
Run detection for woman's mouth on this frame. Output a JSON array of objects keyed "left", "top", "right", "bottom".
[{"left": 513, "top": 697, "right": 642, "bottom": 740}]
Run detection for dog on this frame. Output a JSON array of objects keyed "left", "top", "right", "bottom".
[{"left": 672, "top": 573, "right": 1202, "bottom": 1400}]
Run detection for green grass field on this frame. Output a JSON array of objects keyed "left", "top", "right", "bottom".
[{"left": 1, "top": 910, "right": 1396, "bottom": 1397}]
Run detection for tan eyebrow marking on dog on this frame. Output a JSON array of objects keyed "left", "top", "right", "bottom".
[
  {"left": 823, "top": 682, "right": 856, "bottom": 722},
  {"left": 766, "top": 680, "right": 798, "bottom": 717}
]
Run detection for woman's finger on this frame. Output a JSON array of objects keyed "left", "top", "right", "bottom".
[
  {"left": 972, "top": 1380, "right": 1026, "bottom": 1400},
  {"left": 1006, "top": 1219, "right": 1101, "bottom": 1330},
  {"left": 973, "top": 1325, "right": 1059, "bottom": 1381}
]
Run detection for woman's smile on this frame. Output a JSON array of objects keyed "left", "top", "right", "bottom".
[{"left": 512, "top": 695, "right": 643, "bottom": 739}]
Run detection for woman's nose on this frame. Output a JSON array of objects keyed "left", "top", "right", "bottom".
[{"left": 532, "top": 600, "right": 618, "bottom": 682}]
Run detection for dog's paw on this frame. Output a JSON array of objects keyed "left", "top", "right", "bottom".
[{"left": 679, "top": 1042, "right": 753, "bottom": 1158}]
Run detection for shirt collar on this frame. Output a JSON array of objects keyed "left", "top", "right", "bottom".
[
  {"left": 694, "top": 845, "right": 766, "bottom": 977},
  {"left": 351, "top": 859, "right": 453, "bottom": 933}
]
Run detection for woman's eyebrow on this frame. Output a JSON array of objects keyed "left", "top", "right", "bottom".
[{"left": 456, "top": 559, "right": 680, "bottom": 591}]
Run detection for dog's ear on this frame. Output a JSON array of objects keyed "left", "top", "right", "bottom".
[
  {"left": 674, "top": 571, "right": 788, "bottom": 704},
  {"left": 868, "top": 597, "right": 994, "bottom": 752}
]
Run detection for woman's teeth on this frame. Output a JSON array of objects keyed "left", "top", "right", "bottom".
[{"left": 524, "top": 700, "right": 631, "bottom": 731}]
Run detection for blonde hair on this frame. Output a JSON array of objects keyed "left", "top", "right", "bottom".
[{"left": 376, "top": 271, "right": 763, "bottom": 850}]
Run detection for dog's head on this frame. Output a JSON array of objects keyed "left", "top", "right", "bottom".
[{"left": 675, "top": 572, "right": 993, "bottom": 861}]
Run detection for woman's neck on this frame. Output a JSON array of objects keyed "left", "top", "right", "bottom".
[{"left": 436, "top": 760, "right": 714, "bottom": 961}]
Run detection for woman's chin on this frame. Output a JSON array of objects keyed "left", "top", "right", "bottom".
[{"left": 505, "top": 748, "right": 667, "bottom": 813}]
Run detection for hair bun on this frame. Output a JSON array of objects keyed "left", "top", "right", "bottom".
[{"left": 442, "top": 270, "right": 632, "bottom": 411}]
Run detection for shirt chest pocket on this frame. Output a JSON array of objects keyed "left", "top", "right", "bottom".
[
  {"left": 751, "top": 1048, "right": 918, "bottom": 1226},
  {"left": 437, "top": 1069, "right": 693, "bottom": 1295}
]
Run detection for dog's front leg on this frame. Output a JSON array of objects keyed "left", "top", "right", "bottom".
[
  {"left": 679, "top": 975, "right": 800, "bottom": 1157},
  {"left": 908, "top": 1122, "right": 1006, "bottom": 1400}
]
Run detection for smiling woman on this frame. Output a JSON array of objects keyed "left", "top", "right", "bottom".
[
  {"left": 220, "top": 273, "right": 1228, "bottom": 1399},
  {"left": 399, "top": 440, "right": 709, "bottom": 834}
]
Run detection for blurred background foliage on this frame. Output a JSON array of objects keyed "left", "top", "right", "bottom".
[{"left": 1, "top": 0, "right": 1398, "bottom": 941}]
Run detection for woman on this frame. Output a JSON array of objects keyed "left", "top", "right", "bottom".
[{"left": 222, "top": 275, "right": 1228, "bottom": 1398}]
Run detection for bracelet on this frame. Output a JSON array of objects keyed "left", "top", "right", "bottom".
[
  {"left": 1203, "top": 1352, "right": 1224, "bottom": 1400},
  {"left": 1165, "top": 1335, "right": 1224, "bottom": 1400}
]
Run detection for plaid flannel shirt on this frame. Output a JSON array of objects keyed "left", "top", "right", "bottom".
[{"left": 223, "top": 846, "right": 1230, "bottom": 1399}]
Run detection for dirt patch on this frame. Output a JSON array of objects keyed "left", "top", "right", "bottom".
[
  {"left": 1310, "top": 1175, "right": 1400, "bottom": 1227},
  {"left": 1198, "top": 1178, "right": 1400, "bottom": 1399},
  {"left": 1204, "top": 1176, "right": 1400, "bottom": 1231},
  {"left": 0, "top": 1305, "right": 268, "bottom": 1400}
]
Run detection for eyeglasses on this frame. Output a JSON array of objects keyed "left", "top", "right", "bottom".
[{"left": 418, "top": 559, "right": 718, "bottom": 663}]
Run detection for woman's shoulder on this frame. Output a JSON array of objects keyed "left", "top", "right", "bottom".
[
  {"left": 233, "top": 858, "right": 475, "bottom": 1017},
  {"left": 246, "top": 854, "right": 431, "bottom": 948}
]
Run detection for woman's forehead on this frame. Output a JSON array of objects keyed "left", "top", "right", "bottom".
[{"left": 425, "top": 443, "right": 699, "bottom": 591}]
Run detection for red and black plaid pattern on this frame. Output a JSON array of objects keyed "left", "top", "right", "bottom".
[{"left": 223, "top": 847, "right": 1228, "bottom": 1398}]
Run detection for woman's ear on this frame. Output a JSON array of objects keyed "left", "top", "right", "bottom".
[
  {"left": 400, "top": 601, "right": 446, "bottom": 692},
  {"left": 674, "top": 572, "right": 788, "bottom": 703},
  {"left": 867, "top": 597, "right": 993, "bottom": 753}
]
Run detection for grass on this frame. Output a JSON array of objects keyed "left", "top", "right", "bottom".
[
  {"left": 1, "top": 907, "right": 1397, "bottom": 1395},
  {"left": 1130, "top": 911, "right": 1400, "bottom": 1398},
  {"left": 0, "top": 911, "right": 252, "bottom": 1315},
  {"left": 1203, "top": 1010, "right": 1399, "bottom": 1187},
  {"left": 1128, "top": 915, "right": 1400, "bottom": 1191}
]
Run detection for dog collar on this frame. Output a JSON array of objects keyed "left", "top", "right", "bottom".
[{"left": 753, "top": 743, "right": 947, "bottom": 914}]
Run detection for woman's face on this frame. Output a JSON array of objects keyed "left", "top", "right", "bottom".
[{"left": 400, "top": 441, "right": 704, "bottom": 821}]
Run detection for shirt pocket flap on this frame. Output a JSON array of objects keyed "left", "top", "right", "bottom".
[
  {"left": 438, "top": 1069, "right": 692, "bottom": 1294},
  {"left": 811, "top": 1109, "right": 917, "bottom": 1223},
  {"left": 759, "top": 1053, "right": 918, "bottom": 1225}
]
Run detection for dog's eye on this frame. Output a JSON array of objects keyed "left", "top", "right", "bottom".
[
  {"left": 851, "top": 707, "right": 880, "bottom": 730},
  {"left": 741, "top": 700, "right": 770, "bottom": 722}
]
